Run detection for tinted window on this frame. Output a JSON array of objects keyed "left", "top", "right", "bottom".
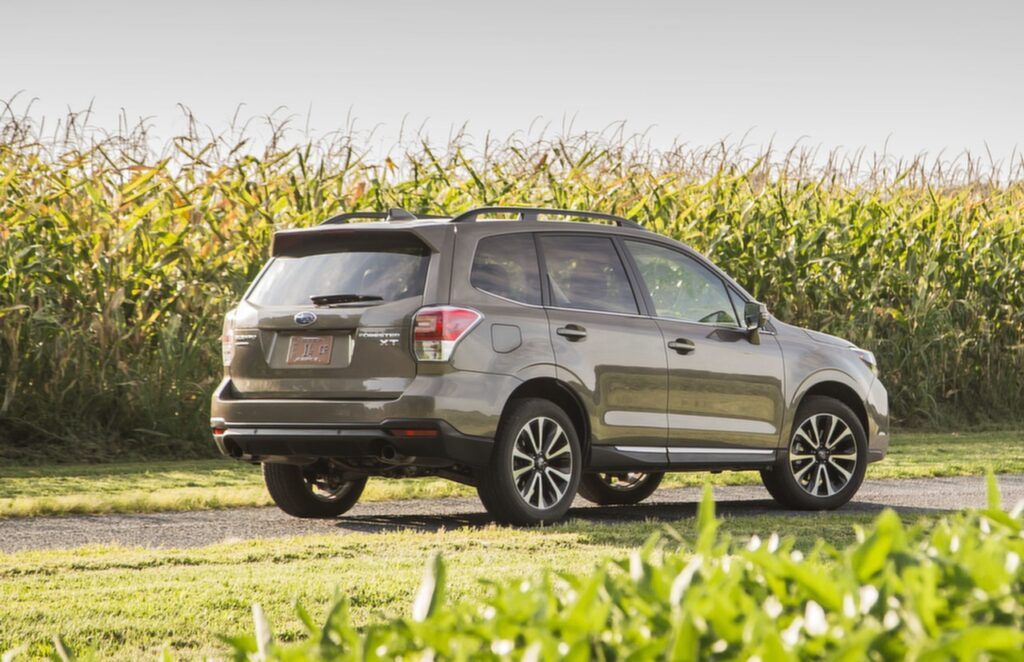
[
  {"left": 470, "top": 234, "right": 542, "bottom": 305},
  {"left": 625, "top": 241, "right": 738, "bottom": 325},
  {"left": 539, "top": 235, "right": 638, "bottom": 314},
  {"left": 248, "top": 248, "right": 429, "bottom": 306}
]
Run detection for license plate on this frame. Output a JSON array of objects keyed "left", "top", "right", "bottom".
[{"left": 286, "top": 335, "right": 334, "bottom": 365}]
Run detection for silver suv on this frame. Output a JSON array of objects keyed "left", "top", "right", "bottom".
[{"left": 211, "top": 207, "right": 889, "bottom": 524}]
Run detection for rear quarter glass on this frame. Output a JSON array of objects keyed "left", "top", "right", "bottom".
[{"left": 470, "top": 233, "right": 543, "bottom": 305}]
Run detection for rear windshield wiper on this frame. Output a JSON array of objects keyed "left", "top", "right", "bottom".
[{"left": 310, "top": 293, "right": 385, "bottom": 306}]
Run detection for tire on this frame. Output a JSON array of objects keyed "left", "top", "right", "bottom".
[
  {"left": 760, "top": 395, "right": 868, "bottom": 510},
  {"left": 262, "top": 463, "right": 367, "bottom": 518},
  {"left": 578, "top": 472, "right": 664, "bottom": 505},
  {"left": 476, "top": 398, "right": 582, "bottom": 525}
]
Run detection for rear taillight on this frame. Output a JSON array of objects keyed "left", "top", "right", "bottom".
[
  {"left": 221, "top": 310, "right": 236, "bottom": 367},
  {"left": 412, "top": 306, "right": 482, "bottom": 362}
]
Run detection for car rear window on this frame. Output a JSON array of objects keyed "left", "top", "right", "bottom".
[
  {"left": 247, "top": 246, "right": 429, "bottom": 306},
  {"left": 470, "top": 233, "right": 543, "bottom": 305}
]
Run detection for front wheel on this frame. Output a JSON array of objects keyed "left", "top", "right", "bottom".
[
  {"left": 263, "top": 463, "right": 367, "bottom": 518},
  {"left": 578, "top": 472, "right": 664, "bottom": 505},
  {"left": 760, "top": 395, "right": 867, "bottom": 510},
  {"left": 476, "top": 398, "right": 582, "bottom": 525}
]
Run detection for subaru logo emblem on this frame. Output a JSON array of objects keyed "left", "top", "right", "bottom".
[{"left": 294, "top": 311, "right": 317, "bottom": 326}]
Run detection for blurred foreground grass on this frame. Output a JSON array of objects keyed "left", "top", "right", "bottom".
[{"left": 0, "top": 508, "right": 904, "bottom": 660}]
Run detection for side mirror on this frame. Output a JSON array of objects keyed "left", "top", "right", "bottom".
[{"left": 743, "top": 301, "right": 769, "bottom": 333}]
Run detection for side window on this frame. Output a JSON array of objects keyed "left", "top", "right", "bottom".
[
  {"left": 624, "top": 240, "right": 738, "bottom": 325},
  {"left": 470, "top": 233, "right": 543, "bottom": 305},
  {"left": 538, "top": 235, "right": 639, "bottom": 315}
]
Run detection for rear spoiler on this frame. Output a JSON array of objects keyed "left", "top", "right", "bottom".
[
  {"left": 271, "top": 227, "right": 438, "bottom": 257},
  {"left": 320, "top": 208, "right": 447, "bottom": 225}
]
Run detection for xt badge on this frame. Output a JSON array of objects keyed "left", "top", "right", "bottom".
[{"left": 357, "top": 328, "right": 402, "bottom": 347}]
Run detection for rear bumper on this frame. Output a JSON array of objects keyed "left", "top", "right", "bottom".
[
  {"left": 209, "top": 374, "right": 513, "bottom": 466},
  {"left": 210, "top": 372, "right": 516, "bottom": 437},
  {"left": 211, "top": 418, "right": 493, "bottom": 467}
]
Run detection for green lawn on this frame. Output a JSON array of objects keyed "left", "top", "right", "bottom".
[
  {"left": 0, "top": 509, "right": 918, "bottom": 660},
  {"left": 1, "top": 430, "right": 1021, "bottom": 518}
]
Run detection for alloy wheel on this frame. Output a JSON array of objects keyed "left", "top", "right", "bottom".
[
  {"left": 788, "top": 413, "right": 858, "bottom": 497},
  {"left": 595, "top": 472, "right": 649, "bottom": 491},
  {"left": 305, "top": 475, "right": 352, "bottom": 502},
  {"left": 511, "top": 416, "right": 574, "bottom": 509}
]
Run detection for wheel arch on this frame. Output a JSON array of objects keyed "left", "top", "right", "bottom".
[
  {"left": 502, "top": 378, "right": 591, "bottom": 458},
  {"left": 793, "top": 378, "right": 869, "bottom": 443}
]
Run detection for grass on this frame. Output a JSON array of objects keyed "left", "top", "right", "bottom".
[
  {"left": 1, "top": 430, "right": 1020, "bottom": 519},
  {"left": 225, "top": 489, "right": 1024, "bottom": 661},
  {"left": 0, "top": 508, "right": 916, "bottom": 660}
]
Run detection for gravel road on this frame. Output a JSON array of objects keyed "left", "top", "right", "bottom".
[{"left": 2, "top": 475, "right": 1021, "bottom": 553}]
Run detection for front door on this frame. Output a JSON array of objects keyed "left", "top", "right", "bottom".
[
  {"left": 537, "top": 233, "right": 669, "bottom": 466},
  {"left": 621, "top": 239, "right": 785, "bottom": 464}
]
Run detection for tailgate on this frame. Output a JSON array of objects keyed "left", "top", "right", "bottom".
[{"left": 227, "top": 229, "right": 433, "bottom": 400}]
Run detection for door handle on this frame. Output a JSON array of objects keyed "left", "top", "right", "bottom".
[
  {"left": 556, "top": 325, "right": 588, "bottom": 341},
  {"left": 667, "top": 338, "right": 695, "bottom": 354}
]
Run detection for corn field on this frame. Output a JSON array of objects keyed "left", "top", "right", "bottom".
[{"left": 1, "top": 110, "right": 1022, "bottom": 461}]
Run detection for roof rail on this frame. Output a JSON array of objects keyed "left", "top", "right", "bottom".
[
  {"left": 321, "top": 208, "right": 437, "bottom": 225},
  {"left": 449, "top": 206, "right": 644, "bottom": 230}
]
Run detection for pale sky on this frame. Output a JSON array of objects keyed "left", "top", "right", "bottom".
[{"left": 4, "top": 0, "right": 1022, "bottom": 161}]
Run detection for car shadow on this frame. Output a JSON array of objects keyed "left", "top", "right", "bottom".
[{"left": 330, "top": 496, "right": 949, "bottom": 535}]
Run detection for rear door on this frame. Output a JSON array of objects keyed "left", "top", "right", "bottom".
[
  {"left": 537, "top": 233, "right": 669, "bottom": 462},
  {"left": 228, "top": 230, "right": 433, "bottom": 399},
  {"left": 621, "top": 239, "right": 785, "bottom": 460}
]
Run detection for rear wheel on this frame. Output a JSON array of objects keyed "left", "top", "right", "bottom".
[
  {"left": 760, "top": 395, "right": 867, "bottom": 510},
  {"left": 263, "top": 463, "right": 367, "bottom": 518},
  {"left": 578, "top": 472, "right": 664, "bottom": 505},
  {"left": 477, "top": 398, "right": 582, "bottom": 525}
]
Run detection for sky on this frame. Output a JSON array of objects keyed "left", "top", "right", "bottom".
[{"left": 3, "top": 0, "right": 1023, "bottom": 162}]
